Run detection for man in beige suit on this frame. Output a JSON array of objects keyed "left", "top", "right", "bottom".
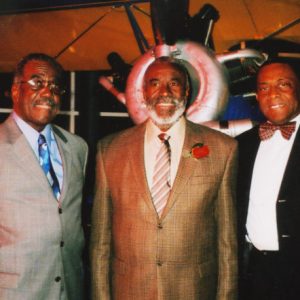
[
  {"left": 0, "top": 53, "right": 88, "bottom": 299},
  {"left": 90, "top": 57, "right": 238, "bottom": 299}
]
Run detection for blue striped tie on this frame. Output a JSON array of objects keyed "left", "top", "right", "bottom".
[{"left": 38, "top": 134, "right": 61, "bottom": 199}]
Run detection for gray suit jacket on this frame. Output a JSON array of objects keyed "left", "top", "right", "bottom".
[
  {"left": 90, "top": 120, "right": 238, "bottom": 300},
  {"left": 0, "top": 115, "right": 88, "bottom": 300}
]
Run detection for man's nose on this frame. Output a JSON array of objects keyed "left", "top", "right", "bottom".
[
  {"left": 269, "top": 85, "right": 280, "bottom": 98},
  {"left": 40, "top": 84, "right": 54, "bottom": 97},
  {"left": 159, "top": 84, "right": 171, "bottom": 96}
]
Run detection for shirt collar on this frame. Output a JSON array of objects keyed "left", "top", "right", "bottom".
[
  {"left": 146, "top": 116, "right": 186, "bottom": 143},
  {"left": 146, "top": 117, "right": 185, "bottom": 139},
  {"left": 13, "top": 111, "right": 53, "bottom": 146}
]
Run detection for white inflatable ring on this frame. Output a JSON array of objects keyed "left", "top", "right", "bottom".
[{"left": 125, "top": 41, "right": 229, "bottom": 124}]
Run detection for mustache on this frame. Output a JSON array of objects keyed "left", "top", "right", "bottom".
[{"left": 33, "top": 98, "right": 58, "bottom": 108}]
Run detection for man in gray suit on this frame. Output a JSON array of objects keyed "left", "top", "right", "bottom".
[
  {"left": 90, "top": 57, "right": 238, "bottom": 299},
  {"left": 0, "top": 53, "right": 88, "bottom": 300}
]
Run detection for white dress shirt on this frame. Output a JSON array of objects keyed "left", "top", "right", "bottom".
[
  {"left": 246, "top": 114, "right": 300, "bottom": 250},
  {"left": 144, "top": 117, "right": 186, "bottom": 189},
  {"left": 13, "top": 112, "right": 63, "bottom": 190}
]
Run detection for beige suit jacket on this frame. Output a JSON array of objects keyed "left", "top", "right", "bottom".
[
  {"left": 90, "top": 120, "right": 238, "bottom": 300},
  {"left": 0, "top": 115, "right": 88, "bottom": 300}
]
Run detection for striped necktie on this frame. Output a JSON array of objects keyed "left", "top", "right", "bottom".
[
  {"left": 151, "top": 133, "right": 171, "bottom": 217},
  {"left": 38, "top": 134, "right": 61, "bottom": 199}
]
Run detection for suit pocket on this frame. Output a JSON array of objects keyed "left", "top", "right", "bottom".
[
  {"left": 198, "top": 260, "right": 217, "bottom": 278},
  {"left": 190, "top": 175, "right": 218, "bottom": 185},
  {"left": 0, "top": 272, "right": 19, "bottom": 288}
]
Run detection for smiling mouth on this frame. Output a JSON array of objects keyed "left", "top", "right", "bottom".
[
  {"left": 34, "top": 104, "right": 54, "bottom": 110},
  {"left": 270, "top": 104, "right": 285, "bottom": 109},
  {"left": 156, "top": 102, "right": 175, "bottom": 107}
]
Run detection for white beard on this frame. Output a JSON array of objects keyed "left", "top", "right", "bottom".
[{"left": 147, "top": 104, "right": 185, "bottom": 127}]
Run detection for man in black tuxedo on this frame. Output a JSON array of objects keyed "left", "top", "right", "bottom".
[{"left": 236, "top": 58, "right": 300, "bottom": 300}]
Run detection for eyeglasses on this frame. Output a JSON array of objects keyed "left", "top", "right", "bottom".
[{"left": 18, "top": 77, "right": 66, "bottom": 95}]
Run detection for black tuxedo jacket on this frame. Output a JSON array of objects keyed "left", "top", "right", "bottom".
[{"left": 236, "top": 125, "right": 300, "bottom": 263}]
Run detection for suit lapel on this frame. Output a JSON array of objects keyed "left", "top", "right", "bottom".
[
  {"left": 52, "top": 126, "right": 71, "bottom": 201},
  {"left": 161, "top": 122, "right": 206, "bottom": 219},
  {"left": 127, "top": 123, "right": 158, "bottom": 215},
  {"left": 239, "top": 127, "right": 261, "bottom": 196},
  {"left": 236, "top": 127, "right": 261, "bottom": 228},
  {"left": 5, "top": 117, "right": 53, "bottom": 195},
  {"left": 278, "top": 127, "right": 300, "bottom": 198}
]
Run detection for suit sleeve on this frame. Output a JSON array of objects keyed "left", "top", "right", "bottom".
[
  {"left": 90, "top": 140, "right": 112, "bottom": 299},
  {"left": 216, "top": 141, "right": 238, "bottom": 300}
]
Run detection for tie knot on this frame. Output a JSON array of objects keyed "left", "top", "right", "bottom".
[
  {"left": 158, "top": 133, "right": 170, "bottom": 142},
  {"left": 38, "top": 134, "right": 47, "bottom": 146},
  {"left": 259, "top": 121, "right": 296, "bottom": 140}
]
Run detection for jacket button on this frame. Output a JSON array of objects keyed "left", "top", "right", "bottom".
[
  {"left": 60, "top": 241, "right": 64, "bottom": 247},
  {"left": 157, "top": 261, "right": 162, "bottom": 266},
  {"left": 55, "top": 276, "right": 61, "bottom": 282},
  {"left": 58, "top": 208, "right": 63, "bottom": 214},
  {"left": 157, "top": 223, "right": 163, "bottom": 229}
]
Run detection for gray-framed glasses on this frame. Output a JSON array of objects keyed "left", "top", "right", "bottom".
[{"left": 18, "top": 77, "right": 66, "bottom": 95}]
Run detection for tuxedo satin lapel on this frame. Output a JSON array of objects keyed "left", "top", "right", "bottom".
[
  {"left": 128, "top": 124, "right": 157, "bottom": 214},
  {"left": 161, "top": 123, "right": 206, "bottom": 219},
  {"left": 237, "top": 127, "right": 261, "bottom": 200},
  {"left": 278, "top": 127, "right": 300, "bottom": 197},
  {"left": 244, "top": 128, "right": 260, "bottom": 176},
  {"left": 236, "top": 126, "right": 261, "bottom": 228}
]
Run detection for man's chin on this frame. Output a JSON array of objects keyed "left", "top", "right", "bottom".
[{"left": 148, "top": 110, "right": 184, "bottom": 128}]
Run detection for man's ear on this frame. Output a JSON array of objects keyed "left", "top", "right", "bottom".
[
  {"left": 185, "top": 86, "right": 190, "bottom": 98},
  {"left": 11, "top": 84, "right": 19, "bottom": 105},
  {"left": 185, "top": 81, "right": 190, "bottom": 98}
]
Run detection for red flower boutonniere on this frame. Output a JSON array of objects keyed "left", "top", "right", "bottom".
[{"left": 183, "top": 143, "right": 209, "bottom": 159}]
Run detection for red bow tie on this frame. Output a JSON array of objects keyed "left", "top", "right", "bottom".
[{"left": 259, "top": 121, "right": 296, "bottom": 141}]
